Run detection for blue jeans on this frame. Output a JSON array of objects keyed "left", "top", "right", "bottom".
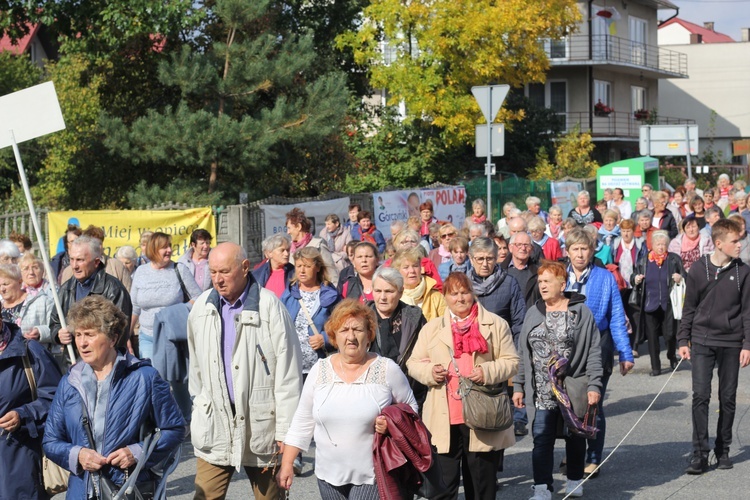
[
  {"left": 533, "top": 408, "right": 586, "bottom": 487},
  {"left": 138, "top": 333, "right": 153, "bottom": 360}
]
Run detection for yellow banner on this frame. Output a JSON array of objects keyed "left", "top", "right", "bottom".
[{"left": 47, "top": 208, "right": 216, "bottom": 260}]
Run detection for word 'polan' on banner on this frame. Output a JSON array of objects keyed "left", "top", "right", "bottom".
[
  {"left": 373, "top": 186, "right": 466, "bottom": 240},
  {"left": 48, "top": 208, "right": 216, "bottom": 259}
]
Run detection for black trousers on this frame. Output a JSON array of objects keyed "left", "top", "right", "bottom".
[
  {"left": 691, "top": 343, "right": 741, "bottom": 454},
  {"left": 434, "top": 424, "right": 501, "bottom": 500},
  {"left": 643, "top": 308, "right": 675, "bottom": 372}
]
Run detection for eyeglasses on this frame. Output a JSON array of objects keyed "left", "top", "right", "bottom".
[
  {"left": 473, "top": 257, "right": 496, "bottom": 263},
  {"left": 401, "top": 239, "right": 418, "bottom": 244},
  {"left": 440, "top": 233, "right": 456, "bottom": 239},
  {"left": 513, "top": 243, "right": 532, "bottom": 248}
]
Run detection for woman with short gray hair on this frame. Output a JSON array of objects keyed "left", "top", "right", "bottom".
[
  {"left": 496, "top": 201, "right": 518, "bottom": 239},
  {"left": 369, "top": 265, "right": 428, "bottom": 407},
  {"left": 0, "top": 240, "right": 21, "bottom": 265},
  {"left": 252, "top": 234, "right": 294, "bottom": 298},
  {"left": 465, "top": 198, "right": 488, "bottom": 228},
  {"left": 631, "top": 230, "right": 685, "bottom": 376},
  {"left": 568, "top": 191, "right": 603, "bottom": 227}
]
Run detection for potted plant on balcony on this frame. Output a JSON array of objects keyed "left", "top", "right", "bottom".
[
  {"left": 634, "top": 109, "right": 650, "bottom": 121},
  {"left": 594, "top": 100, "right": 613, "bottom": 117}
]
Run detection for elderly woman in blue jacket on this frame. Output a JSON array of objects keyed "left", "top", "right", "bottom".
[
  {"left": 564, "top": 228, "right": 634, "bottom": 478},
  {"left": 281, "top": 247, "right": 340, "bottom": 378},
  {"left": 0, "top": 320, "right": 61, "bottom": 499},
  {"left": 43, "top": 296, "right": 185, "bottom": 498}
]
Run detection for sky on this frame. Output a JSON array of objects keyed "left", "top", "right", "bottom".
[{"left": 663, "top": 0, "right": 750, "bottom": 41}]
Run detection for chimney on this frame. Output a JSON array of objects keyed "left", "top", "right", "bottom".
[
  {"left": 690, "top": 33, "right": 703, "bottom": 44},
  {"left": 704, "top": 22, "right": 715, "bottom": 31},
  {"left": 742, "top": 28, "right": 750, "bottom": 42}
]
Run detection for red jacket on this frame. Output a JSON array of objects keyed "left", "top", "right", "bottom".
[{"left": 373, "top": 404, "right": 434, "bottom": 500}]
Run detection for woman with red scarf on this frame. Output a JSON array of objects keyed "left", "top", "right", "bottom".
[
  {"left": 407, "top": 272, "right": 519, "bottom": 500},
  {"left": 419, "top": 200, "right": 438, "bottom": 237},
  {"left": 631, "top": 230, "right": 686, "bottom": 376},
  {"left": 464, "top": 199, "right": 488, "bottom": 228},
  {"left": 357, "top": 210, "right": 386, "bottom": 254},
  {"left": 286, "top": 207, "right": 339, "bottom": 285}
]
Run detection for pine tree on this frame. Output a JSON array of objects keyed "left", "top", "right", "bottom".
[{"left": 102, "top": 0, "right": 349, "bottom": 196}]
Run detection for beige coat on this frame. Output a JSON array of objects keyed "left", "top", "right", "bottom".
[{"left": 407, "top": 303, "right": 519, "bottom": 453}]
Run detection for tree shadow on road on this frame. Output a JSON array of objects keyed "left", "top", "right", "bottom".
[{"left": 605, "top": 391, "right": 689, "bottom": 417}]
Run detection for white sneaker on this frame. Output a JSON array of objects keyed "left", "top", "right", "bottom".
[
  {"left": 529, "top": 484, "right": 552, "bottom": 500},
  {"left": 565, "top": 479, "right": 584, "bottom": 497}
]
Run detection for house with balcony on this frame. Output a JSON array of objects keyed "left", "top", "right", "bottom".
[{"left": 528, "top": 0, "right": 692, "bottom": 164}]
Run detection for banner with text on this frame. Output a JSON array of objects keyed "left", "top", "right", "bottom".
[
  {"left": 372, "top": 186, "right": 466, "bottom": 239},
  {"left": 550, "top": 181, "right": 583, "bottom": 218},
  {"left": 261, "top": 197, "right": 351, "bottom": 239},
  {"left": 48, "top": 208, "right": 216, "bottom": 259}
]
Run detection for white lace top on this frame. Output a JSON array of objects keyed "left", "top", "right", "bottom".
[{"left": 284, "top": 355, "right": 417, "bottom": 486}]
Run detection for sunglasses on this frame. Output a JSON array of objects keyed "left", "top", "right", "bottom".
[{"left": 440, "top": 233, "right": 457, "bottom": 239}]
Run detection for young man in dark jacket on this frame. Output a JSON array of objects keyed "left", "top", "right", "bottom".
[{"left": 678, "top": 218, "right": 750, "bottom": 474}]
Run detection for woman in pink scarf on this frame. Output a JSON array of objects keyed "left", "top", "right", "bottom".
[
  {"left": 667, "top": 215, "right": 714, "bottom": 271},
  {"left": 406, "top": 271, "right": 519, "bottom": 500}
]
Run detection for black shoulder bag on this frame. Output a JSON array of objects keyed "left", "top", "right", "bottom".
[{"left": 174, "top": 264, "right": 190, "bottom": 303}]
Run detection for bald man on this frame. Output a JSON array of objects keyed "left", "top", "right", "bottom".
[
  {"left": 188, "top": 243, "right": 302, "bottom": 500},
  {"left": 506, "top": 217, "right": 543, "bottom": 264}
]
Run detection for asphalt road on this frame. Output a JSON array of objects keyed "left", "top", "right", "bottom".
[{"left": 55, "top": 350, "right": 750, "bottom": 499}]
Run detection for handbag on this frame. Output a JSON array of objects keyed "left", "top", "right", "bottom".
[
  {"left": 174, "top": 265, "right": 190, "bottom": 303},
  {"left": 21, "top": 346, "right": 70, "bottom": 496},
  {"left": 450, "top": 359, "right": 513, "bottom": 432},
  {"left": 416, "top": 447, "right": 448, "bottom": 499},
  {"left": 670, "top": 281, "right": 686, "bottom": 320}
]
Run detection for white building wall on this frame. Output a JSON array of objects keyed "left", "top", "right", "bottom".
[
  {"left": 657, "top": 24, "right": 690, "bottom": 45},
  {"left": 658, "top": 42, "right": 750, "bottom": 160}
]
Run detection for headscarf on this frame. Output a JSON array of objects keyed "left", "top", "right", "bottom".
[
  {"left": 401, "top": 276, "right": 427, "bottom": 307},
  {"left": 325, "top": 225, "right": 343, "bottom": 252},
  {"left": 451, "top": 303, "right": 487, "bottom": 358},
  {"left": 548, "top": 221, "right": 562, "bottom": 239},
  {"left": 567, "top": 263, "right": 592, "bottom": 293},
  {"left": 470, "top": 214, "right": 486, "bottom": 225},
  {"left": 290, "top": 232, "right": 313, "bottom": 254}
]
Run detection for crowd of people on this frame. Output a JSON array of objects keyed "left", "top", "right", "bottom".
[{"left": 0, "top": 174, "right": 749, "bottom": 499}]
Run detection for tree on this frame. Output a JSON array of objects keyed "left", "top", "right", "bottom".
[
  {"left": 529, "top": 126, "right": 599, "bottom": 180},
  {"left": 102, "top": 0, "right": 350, "bottom": 196},
  {"left": 337, "top": 0, "right": 580, "bottom": 145}
]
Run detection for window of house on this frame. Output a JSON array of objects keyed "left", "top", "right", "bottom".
[
  {"left": 632, "top": 86, "right": 647, "bottom": 111},
  {"left": 594, "top": 80, "right": 611, "bottom": 107},
  {"left": 629, "top": 17, "right": 648, "bottom": 65},
  {"left": 549, "top": 82, "right": 567, "bottom": 113},
  {"left": 528, "top": 83, "right": 545, "bottom": 108}
]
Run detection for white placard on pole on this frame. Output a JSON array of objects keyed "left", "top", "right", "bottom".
[{"left": 0, "top": 82, "right": 75, "bottom": 365}]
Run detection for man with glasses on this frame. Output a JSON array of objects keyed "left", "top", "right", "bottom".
[{"left": 508, "top": 216, "right": 543, "bottom": 263}]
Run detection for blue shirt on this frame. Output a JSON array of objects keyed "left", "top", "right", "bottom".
[
  {"left": 220, "top": 283, "right": 250, "bottom": 404},
  {"left": 75, "top": 274, "right": 96, "bottom": 302}
]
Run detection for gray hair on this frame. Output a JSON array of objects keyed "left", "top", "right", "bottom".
[
  {"left": 565, "top": 228, "right": 594, "bottom": 250},
  {"left": 509, "top": 231, "right": 531, "bottom": 245},
  {"left": 638, "top": 209, "right": 654, "bottom": 220},
  {"left": 643, "top": 183, "right": 653, "bottom": 190},
  {"left": 525, "top": 196, "right": 541, "bottom": 207},
  {"left": 468, "top": 236, "right": 498, "bottom": 257},
  {"left": 372, "top": 266, "right": 404, "bottom": 292},
  {"left": 393, "top": 229, "right": 420, "bottom": 247},
  {"left": 527, "top": 216, "right": 546, "bottom": 232},
  {"left": 390, "top": 220, "right": 405, "bottom": 233},
  {"left": 706, "top": 205, "right": 723, "bottom": 219},
  {"left": 469, "top": 223, "right": 488, "bottom": 236},
  {"left": 604, "top": 188, "right": 613, "bottom": 195},
  {"left": 261, "top": 234, "right": 290, "bottom": 256},
  {"left": 652, "top": 230, "right": 670, "bottom": 246},
  {"left": 0, "top": 263, "right": 21, "bottom": 281},
  {"left": 0, "top": 240, "right": 21, "bottom": 261},
  {"left": 719, "top": 173, "right": 730, "bottom": 182},
  {"left": 472, "top": 199, "right": 486, "bottom": 212},
  {"left": 636, "top": 196, "right": 650, "bottom": 207},
  {"left": 502, "top": 201, "right": 517, "bottom": 212},
  {"left": 577, "top": 191, "right": 590, "bottom": 201},
  {"left": 507, "top": 208, "right": 522, "bottom": 217},
  {"left": 548, "top": 205, "right": 562, "bottom": 215},
  {"left": 70, "top": 235, "right": 103, "bottom": 260},
  {"left": 685, "top": 177, "right": 697, "bottom": 186},
  {"left": 114, "top": 245, "right": 138, "bottom": 263},
  {"left": 582, "top": 224, "right": 599, "bottom": 240}
]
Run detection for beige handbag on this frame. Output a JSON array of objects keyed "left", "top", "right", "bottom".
[
  {"left": 299, "top": 299, "right": 327, "bottom": 357},
  {"left": 22, "top": 349, "right": 70, "bottom": 496}
]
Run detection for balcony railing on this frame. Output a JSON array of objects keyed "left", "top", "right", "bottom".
[
  {"left": 542, "top": 35, "right": 688, "bottom": 77},
  {"left": 556, "top": 111, "right": 695, "bottom": 138}
]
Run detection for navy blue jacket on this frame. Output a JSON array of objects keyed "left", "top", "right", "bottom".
[
  {"left": 280, "top": 283, "right": 340, "bottom": 354},
  {"left": 469, "top": 267, "right": 527, "bottom": 345},
  {"left": 43, "top": 353, "right": 185, "bottom": 499},
  {"left": 252, "top": 261, "right": 295, "bottom": 289},
  {"left": 0, "top": 325, "right": 62, "bottom": 499}
]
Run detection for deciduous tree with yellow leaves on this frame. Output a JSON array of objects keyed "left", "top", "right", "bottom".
[
  {"left": 530, "top": 125, "right": 599, "bottom": 180},
  {"left": 337, "top": 0, "right": 581, "bottom": 145}
]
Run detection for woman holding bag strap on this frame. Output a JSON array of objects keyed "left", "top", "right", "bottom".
[
  {"left": 513, "top": 261, "right": 602, "bottom": 500},
  {"left": 406, "top": 272, "right": 518, "bottom": 500}
]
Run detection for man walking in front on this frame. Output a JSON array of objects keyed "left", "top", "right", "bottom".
[
  {"left": 188, "top": 242, "right": 302, "bottom": 499},
  {"left": 678, "top": 218, "right": 750, "bottom": 474}
]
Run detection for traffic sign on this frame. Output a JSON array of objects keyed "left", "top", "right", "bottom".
[
  {"left": 475, "top": 124, "right": 505, "bottom": 157},
  {"left": 472, "top": 85, "right": 510, "bottom": 124}
]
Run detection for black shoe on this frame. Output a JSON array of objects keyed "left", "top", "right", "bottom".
[
  {"left": 716, "top": 452, "right": 733, "bottom": 470},
  {"left": 650, "top": 369, "right": 661, "bottom": 377},
  {"left": 670, "top": 358, "right": 678, "bottom": 370},
  {"left": 514, "top": 421, "right": 529, "bottom": 436},
  {"left": 685, "top": 453, "right": 709, "bottom": 475},
  {"left": 559, "top": 459, "right": 567, "bottom": 475}
]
